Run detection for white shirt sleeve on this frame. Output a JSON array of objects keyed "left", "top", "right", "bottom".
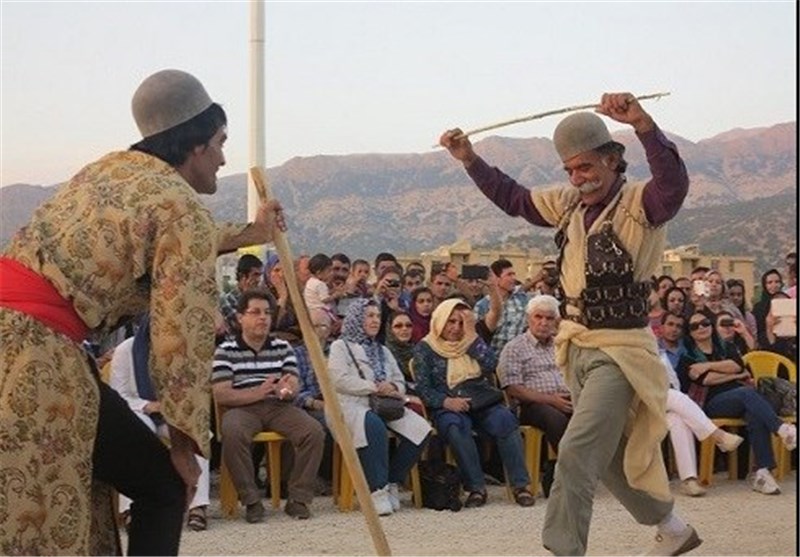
[{"left": 108, "top": 337, "right": 153, "bottom": 414}]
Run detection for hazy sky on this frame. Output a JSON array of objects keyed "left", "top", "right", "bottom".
[{"left": 1, "top": 1, "right": 796, "bottom": 187}]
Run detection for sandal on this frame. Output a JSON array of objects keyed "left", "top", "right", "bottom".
[
  {"left": 513, "top": 487, "right": 535, "bottom": 507},
  {"left": 187, "top": 507, "right": 207, "bottom": 531},
  {"left": 464, "top": 490, "right": 487, "bottom": 508}
]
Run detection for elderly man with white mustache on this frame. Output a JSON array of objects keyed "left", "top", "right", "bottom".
[{"left": 439, "top": 93, "right": 697, "bottom": 557}]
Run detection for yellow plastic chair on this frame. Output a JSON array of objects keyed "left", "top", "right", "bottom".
[
  {"left": 498, "top": 378, "right": 556, "bottom": 497},
  {"left": 699, "top": 351, "right": 796, "bottom": 485},
  {"left": 334, "top": 433, "right": 422, "bottom": 512},
  {"left": 743, "top": 351, "right": 797, "bottom": 480},
  {"left": 213, "top": 398, "right": 287, "bottom": 518},
  {"left": 698, "top": 418, "right": 745, "bottom": 485}
]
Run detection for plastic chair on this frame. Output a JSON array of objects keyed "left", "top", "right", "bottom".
[
  {"left": 743, "top": 351, "right": 797, "bottom": 480},
  {"left": 334, "top": 433, "right": 422, "bottom": 512},
  {"left": 698, "top": 418, "right": 745, "bottom": 485},
  {"left": 698, "top": 351, "right": 797, "bottom": 485},
  {"left": 213, "top": 398, "right": 287, "bottom": 518}
]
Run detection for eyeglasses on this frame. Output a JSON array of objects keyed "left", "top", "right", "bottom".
[
  {"left": 689, "top": 319, "right": 711, "bottom": 331},
  {"left": 392, "top": 323, "right": 413, "bottom": 329},
  {"left": 243, "top": 309, "right": 271, "bottom": 317}
]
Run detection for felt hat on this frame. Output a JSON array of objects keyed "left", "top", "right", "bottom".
[
  {"left": 131, "top": 69, "right": 213, "bottom": 138},
  {"left": 553, "top": 112, "right": 612, "bottom": 162}
]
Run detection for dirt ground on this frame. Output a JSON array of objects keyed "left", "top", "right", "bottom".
[{"left": 151, "top": 471, "right": 798, "bottom": 556}]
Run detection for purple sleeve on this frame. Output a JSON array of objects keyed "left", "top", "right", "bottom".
[
  {"left": 465, "top": 158, "right": 551, "bottom": 227},
  {"left": 639, "top": 126, "right": 690, "bottom": 226}
]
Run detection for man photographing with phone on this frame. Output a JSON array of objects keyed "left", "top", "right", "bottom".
[{"left": 473, "top": 259, "right": 532, "bottom": 356}]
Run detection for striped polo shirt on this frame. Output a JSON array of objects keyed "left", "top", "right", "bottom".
[{"left": 212, "top": 334, "right": 298, "bottom": 389}]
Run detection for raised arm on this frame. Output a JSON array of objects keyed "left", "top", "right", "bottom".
[{"left": 596, "top": 93, "right": 689, "bottom": 226}]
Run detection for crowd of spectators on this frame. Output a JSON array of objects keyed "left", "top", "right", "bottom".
[{"left": 103, "top": 247, "right": 797, "bottom": 528}]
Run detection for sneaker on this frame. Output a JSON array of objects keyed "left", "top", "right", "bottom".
[
  {"left": 386, "top": 483, "right": 401, "bottom": 512},
  {"left": 245, "top": 501, "right": 265, "bottom": 523},
  {"left": 752, "top": 469, "right": 780, "bottom": 495},
  {"left": 284, "top": 499, "right": 311, "bottom": 520},
  {"left": 777, "top": 423, "right": 797, "bottom": 451},
  {"left": 371, "top": 487, "right": 393, "bottom": 516},
  {"left": 679, "top": 478, "right": 706, "bottom": 498},
  {"left": 644, "top": 524, "right": 702, "bottom": 556},
  {"left": 715, "top": 431, "right": 744, "bottom": 453}
]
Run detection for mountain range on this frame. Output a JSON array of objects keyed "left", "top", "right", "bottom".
[{"left": 1, "top": 122, "right": 795, "bottom": 273}]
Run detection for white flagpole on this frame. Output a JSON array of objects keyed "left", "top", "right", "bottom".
[{"left": 247, "top": 0, "right": 265, "bottom": 222}]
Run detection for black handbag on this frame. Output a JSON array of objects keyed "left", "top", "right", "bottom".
[
  {"left": 451, "top": 376, "right": 503, "bottom": 412},
  {"left": 344, "top": 342, "right": 406, "bottom": 421},
  {"left": 368, "top": 393, "right": 406, "bottom": 421}
]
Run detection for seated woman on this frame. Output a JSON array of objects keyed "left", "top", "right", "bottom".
[
  {"left": 413, "top": 299, "right": 534, "bottom": 508},
  {"left": 659, "top": 350, "right": 743, "bottom": 497},
  {"left": 327, "top": 299, "right": 431, "bottom": 516},
  {"left": 108, "top": 317, "right": 211, "bottom": 531},
  {"left": 677, "top": 312, "right": 797, "bottom": 495},
  {"left": 385, "top": 310, "right": 416, "bottom": 386}
]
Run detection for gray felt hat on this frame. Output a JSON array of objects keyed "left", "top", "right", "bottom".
[
  {"left": 553, "top": 112, "right": 612, "bottom": 162},
  {"left": 131, "top": 69, "right": 213, "bottom": 138}
]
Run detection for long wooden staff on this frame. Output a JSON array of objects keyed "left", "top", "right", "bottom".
[
  {"left": 432, "top": 92, "right": 670, "bottom": 147},
  {"left": 250, "top": 167, "right": 391, "bottom": 556}
]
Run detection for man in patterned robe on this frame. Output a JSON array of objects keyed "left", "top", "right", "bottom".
[{"left": 0, "top": 69, "right": 284, "bottom": 555}]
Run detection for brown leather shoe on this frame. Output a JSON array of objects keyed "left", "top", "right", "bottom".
[
  {"left": 245, "top": 501, "right": 265, "bottom": 523},
  {"left": 284, "top": 499, "right": 311, "bottom": 520}
]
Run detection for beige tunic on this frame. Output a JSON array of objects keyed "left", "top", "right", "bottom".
[
  {"left": 532, "top": 181, "right": 671, "bottom": 501},
  {"left": 0, "top": 151, "right": 249, "bottom": 554}
]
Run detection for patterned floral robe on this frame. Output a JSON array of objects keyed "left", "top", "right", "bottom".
[{"left": 0, "top": 151, "right": 255, "bottom": 554}]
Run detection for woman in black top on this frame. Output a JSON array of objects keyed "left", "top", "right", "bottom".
[{"left": 677, "top": 312, "right": 795, "bottom": 495}]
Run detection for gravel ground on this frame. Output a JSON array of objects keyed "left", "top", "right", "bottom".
[{"left": 139, "top": 472, "right": 798, "bottom": 556}]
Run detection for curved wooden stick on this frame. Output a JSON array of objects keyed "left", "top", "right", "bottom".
[
  {"left": 432, "top": 92, "right": 671, "bottom": 147},
  {"left": 250, "top": 167, "right": 392, "bottom": 556}
]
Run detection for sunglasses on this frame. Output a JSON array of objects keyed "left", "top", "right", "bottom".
[{"left": 689, "top": 319, "right": 712, "bottom": 332}]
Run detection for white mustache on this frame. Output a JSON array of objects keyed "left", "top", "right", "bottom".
[{"left": 576, "top": 180, "right": 603, "bottom": 195}]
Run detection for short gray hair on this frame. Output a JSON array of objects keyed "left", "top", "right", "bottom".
[{"left": 526, "top": 294, "right": 560, "bottom": 317}]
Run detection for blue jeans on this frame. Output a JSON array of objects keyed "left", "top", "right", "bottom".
[
  {"left": 357, "top": 411, "right": 428, "bottom": 492},
  {"left": 433, "top": 404, "right": 530, "bottom": 491},
  {"left": 705, "top": 386, "right": 783, "bottom": 469}
]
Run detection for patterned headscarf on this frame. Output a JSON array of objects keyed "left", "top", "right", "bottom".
[{"left": 341, "top": 298, "right": 386, "bottom": 382}]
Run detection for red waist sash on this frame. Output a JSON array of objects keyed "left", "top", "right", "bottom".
[{"left": 0, "top": 257, "right": 89, "bottom": 343}]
